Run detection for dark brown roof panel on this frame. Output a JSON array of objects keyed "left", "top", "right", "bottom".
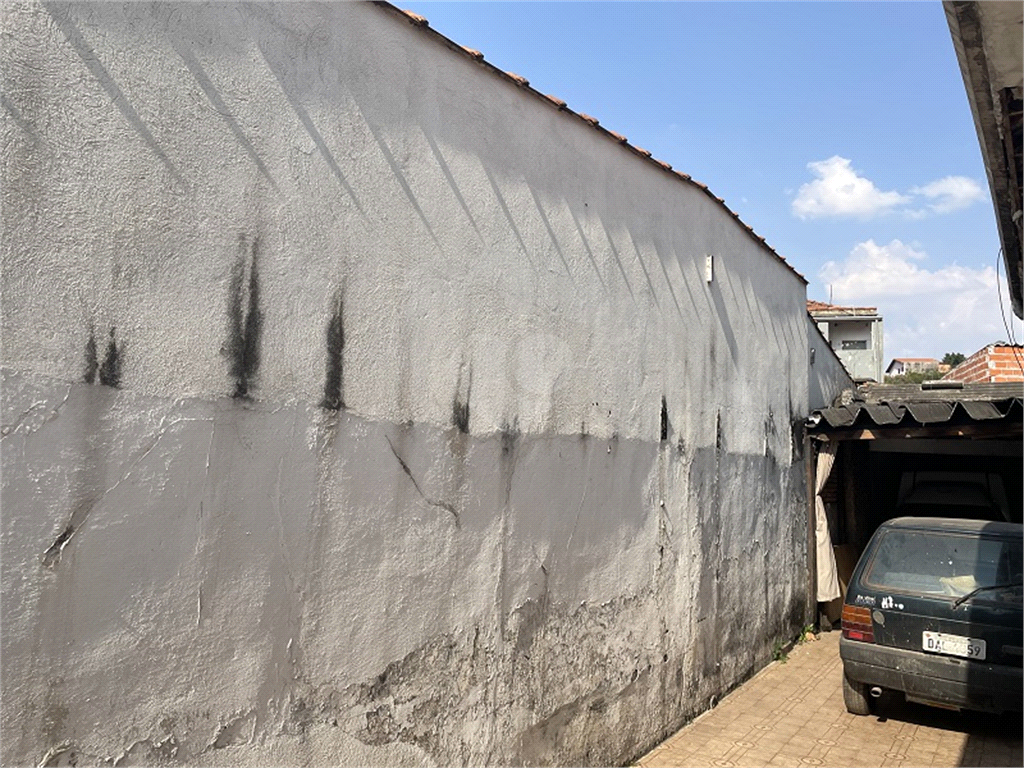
[
  {"left": 862, "top": 404, "right": 903, "bottom": 425},
  {"left": 959, "top": 401, "right": 1005, "bottom": 420},
  {"left": 903, "top": 402, "right": 954, "bottom": 424}
]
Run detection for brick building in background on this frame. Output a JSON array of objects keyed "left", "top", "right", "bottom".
[{"left": 943, "top": 343, "right": 1024, "bottom": 383}]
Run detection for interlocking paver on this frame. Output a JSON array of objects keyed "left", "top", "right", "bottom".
[{"left": 638, "top": 631, "right": 1022, "bottom": 767}]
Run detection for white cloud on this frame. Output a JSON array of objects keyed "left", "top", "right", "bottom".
[
  {"left": 792, "top": 157, "right": 985, "bottom": 220},
  {"left": 818, "top": 239, "right": 1021, "bottom": 358},
  {"left": 910, "top": 176, "right": 985, "bottom": 214},
  {"left": 792, "top": 156, "right": 909, "bottom": 219}
]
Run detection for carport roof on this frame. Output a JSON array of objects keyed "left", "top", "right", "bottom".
[{"left": 807, "top": 382, "right": 1023, "bottom": 440}]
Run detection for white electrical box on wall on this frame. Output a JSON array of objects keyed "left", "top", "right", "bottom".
[{"left": 705, "top": 254, "right": 714, "bottom": 284}]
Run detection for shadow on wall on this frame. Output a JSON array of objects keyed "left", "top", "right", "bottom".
[{"left": 44, "top": 3, "right": 184, "bottom": 186}]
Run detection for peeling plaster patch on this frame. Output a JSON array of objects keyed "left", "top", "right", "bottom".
[
  {"left": 225, "top": 236, "right": 263, "bottom": 399},
  {"left": 37, "top": 742, "right": 77, "bottom": 767},
  {"left": 41, "top": 524, "right": 76, "bottom": 568},
  {"left": 384, "top": 435, "right": 459, "bottom": 525},
  {"left": 321, "top": 292, "right": 345, "bottom": 411},
  {"left": 0, "top": 377, "right": 73, "bottom": 438},
  {"left": 211, "top": 710, "right": 256, "bottom": 749},
  {"left": 112, "top": 734, "right": 179, "bottom": 765}
]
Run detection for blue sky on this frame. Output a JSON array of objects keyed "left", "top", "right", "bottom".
[{"left": 401, "top": 0, "right": 1023, "bottom": 362}]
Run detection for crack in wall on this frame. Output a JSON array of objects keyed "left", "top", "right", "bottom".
[
  {"left": 384, "top": 434, "right": 459, "bottom": 526},
  {"left": 41, "top": 414, "right": 212, "bottom": 567}
]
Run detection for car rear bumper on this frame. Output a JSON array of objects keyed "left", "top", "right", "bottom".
[{"left": 840, "top": 636, "right": 1023, "bottom": 713}]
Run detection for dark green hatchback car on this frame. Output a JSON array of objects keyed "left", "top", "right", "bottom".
[{"left": 840, "top": 517, "right": 1023, "bottom": 715}]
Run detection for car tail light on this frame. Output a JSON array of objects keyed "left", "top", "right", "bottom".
[{"left": 841, "top": 604, "right": 874, "bottom": 642}]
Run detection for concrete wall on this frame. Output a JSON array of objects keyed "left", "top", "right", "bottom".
[
  {"left": 807, "top": 317, "right": 854, "bottom": 411},
  {"left": 2, "top": 3, "right": 839, "bottom": 765}
]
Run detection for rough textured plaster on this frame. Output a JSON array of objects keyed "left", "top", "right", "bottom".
[{"left": 1, "top": 2, "right": 847, "bottom": 765}]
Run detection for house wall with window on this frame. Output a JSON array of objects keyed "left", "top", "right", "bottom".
[
  {"left": 1, "top": 3, "right": 850, "bottom": 765},
  {"left": 808, "top": 303, "right": 884, "bottom": 382}
]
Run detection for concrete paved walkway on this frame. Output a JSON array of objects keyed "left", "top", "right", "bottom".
[{"left": 638, "top": 631, "right": 1022, "bottom": 768}]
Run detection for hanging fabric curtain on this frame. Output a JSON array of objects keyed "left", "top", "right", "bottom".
[{"left": 815, "top": 440, "right": 842, "bottom": 602}]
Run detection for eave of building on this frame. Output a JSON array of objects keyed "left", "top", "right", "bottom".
[
  {"left": 807, "top": 381, "right": 1023, "bottom": 441},
  {"left": 377, "top": 2, "right": 807, "bottom": 286},
  {"left": 815, "top": 313, "right": 880, "bottom": 323},
  {"left": 944, "top": 1, "right": 1023, "bottom": 319}
]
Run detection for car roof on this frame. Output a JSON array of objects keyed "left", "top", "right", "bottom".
[{"left": 880, "top": 516, "right": 1022, "bottom": 536}]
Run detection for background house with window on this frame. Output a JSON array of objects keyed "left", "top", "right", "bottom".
[
  {"left": 808, "top": 300, "right": 885, "bottom": 382},
  {"left": 885, "top": 357, "right": 944, "bottom": 377}
]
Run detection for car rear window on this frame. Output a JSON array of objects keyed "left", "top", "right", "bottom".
[{"left": 862, "top": 528, "right": 1023, "bottom": 602}]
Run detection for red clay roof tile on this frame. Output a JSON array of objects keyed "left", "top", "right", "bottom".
[
  {"left": 506, "top": 72, "right": 529, "bottom": 86},
  {"left": 402, "top": 9, "right": 428, "bottom": 25},
  {"left": 633, "top": 147, "right": 652, "bottom": 157},
  {"left": 544, "top": 94, "right": 567, "bottom": 108},
  {"left": 654, "top": 159, "right": 671, "bottom": 171},
  {"left": 578, "top": 113, "right": 600, "bottom": 126},
  {"left": 608, "top": 130, "right": 627, "bottom": 143},
  {"left": 674, "top": 171, "right": 691, "bottom": 181},
  {"left": 462, "top": 46, "right": 483, "bottom": 60}
]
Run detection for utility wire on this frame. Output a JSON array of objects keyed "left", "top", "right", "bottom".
[{"left": 995, "top": 248, "right": 1024, "bottom": 378}]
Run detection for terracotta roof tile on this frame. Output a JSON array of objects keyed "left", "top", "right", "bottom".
[
  {"left": 578, "top": 113, "right": 600, "bottom": 126},
  {"left": 608, "top": 130, "right": 628, "bottom": 143},
  {"left": 462, "top": 46, "right": 483, "bottom": 60},
  {"left": 807, "top": 300, "right": 878, "bottom": 314},
  {"left": 674, "top": 170, "right": 691, "bottom": 181},
  {"left": 692, "top": 180, "right": 708, "bottom": 190},
  {"left": 544, "top": 93, "right": 567, "bottom": 108},
  {"left": 506, "top": 71, "right": 529, "bottom": 86},
  {"left": 654, "top": 159, "right": 672, "bottom": 171},
  {"left": 402, "top": 9, "right": 428, "bottom": 25},
  {"left": 633, "top": 147, "right": 652, "bottom": 157}
]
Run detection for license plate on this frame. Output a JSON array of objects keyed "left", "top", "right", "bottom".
[{"left": 922, "top": 631, "right": 986, "bottom": 660}]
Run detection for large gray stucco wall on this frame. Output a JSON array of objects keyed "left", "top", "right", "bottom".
[{"left": 2, "top": 3, "right": 838, "bottom": 765}]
